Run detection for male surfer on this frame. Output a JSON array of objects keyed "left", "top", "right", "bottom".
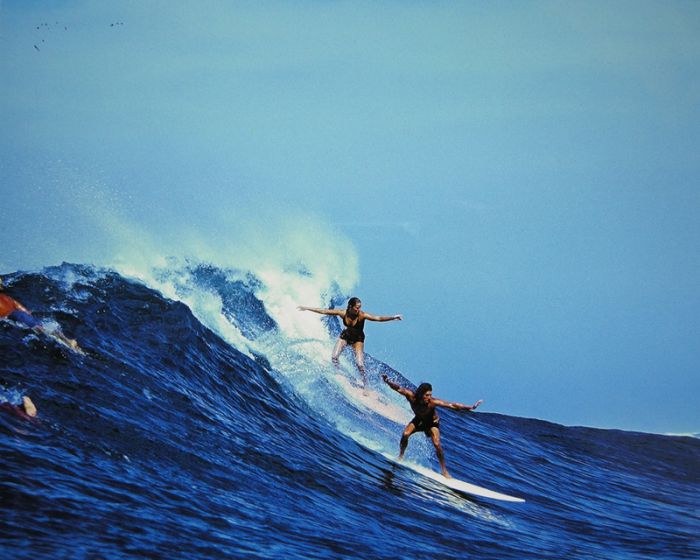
[
  {"left": 298, "top": 297, "right": 402, "bottom": 389},
  {"left": 0, "top": 277, "right": 82, "bottom": 353},
  {"left": 381, "top": 374, "right": 482, "bottom": 478}
]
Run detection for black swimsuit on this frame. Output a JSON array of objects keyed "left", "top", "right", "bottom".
[
  {"left": 409, "top": 400, "right": 440, "bottom": 433},
  {"left": 340, "top": 314, "right": 365, "bottom": 344}
]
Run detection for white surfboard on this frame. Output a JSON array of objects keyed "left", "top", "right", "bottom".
[{"left": 382, "top": 453, "right": 525, "bottom": 503}]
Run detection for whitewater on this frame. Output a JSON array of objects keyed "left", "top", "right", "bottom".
[{"left": 1, "top": 260, "right": 698, "bottom": 559}]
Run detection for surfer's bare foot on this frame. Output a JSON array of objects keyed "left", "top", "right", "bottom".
[
  {"left": 441, "top": 468, "right": 451, "bottom": 478},
  {"left": 69, "top": 340, "right": 85, "bottom": 354},
  {"left": 22, "top": 396, "right": 37, "bottom": 417}
]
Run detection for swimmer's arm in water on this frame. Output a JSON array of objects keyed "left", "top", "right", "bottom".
[
  {"left": 22, "top": 396, "right": 37, "bottom": 417},
  {"left": 381, "top": 374, "right": 414, "bottom": 398},
  {"left": 433, "top": 398, "right": 483, "bottom": 412},
  {"left": 361, "top": 312, "right": 402, "bottom": 322},
  {"left": 297, "top": 306, "right": 344, "bottom": 316}
]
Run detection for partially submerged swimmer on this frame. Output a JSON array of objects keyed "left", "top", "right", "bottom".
[
  {"left": 0, "top": 277, "right": 82, "bottom": 353},
  {"left": 0, "top": 386, "right": 37, "bottom": 418}
]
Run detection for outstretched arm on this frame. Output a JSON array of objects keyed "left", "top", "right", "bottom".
[
  {"left": 381, "top": 374, "right": 414, "bottom": 398},
  {"left": 297, "top": 306, "right": 344, "bottom": 316},
  {"left": 362, "top": 312, "right": 403, "bottom": 322},
  {"left": 432, "top": 398, "right": 483, "bottom": 412}
]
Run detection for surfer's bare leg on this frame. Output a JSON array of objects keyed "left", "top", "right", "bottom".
[
  {"left": 331, "top": 338, "right": 347, "bottom": 370},
  {"left": 35, "top": 326, "right": 83, "bottom": 354},
  {"left": 429, "top": 427, "right": 450, "bottom": 478},
  {"left": 351, "top": 342, "right": 367, "bottom": 389},
  {"left": 57, "top": 332, "right": 82, "bottom": 353},
  {"left": 399, "top": 423, "right": 417, "bottom": 460},
  {"left": 22, "top": 396, "right": 37, "bottom": 417}
]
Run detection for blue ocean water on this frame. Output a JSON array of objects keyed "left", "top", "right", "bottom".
[{"left": 1, "top": 263, "right": 698, "bottom": 559}]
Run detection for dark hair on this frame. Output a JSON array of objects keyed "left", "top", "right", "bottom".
[
  {"left": 415, "top": 383, "right": 433, "bottom": 402},
  {"left": 347, "top": 297, "right": 361, "bottom": 310}
]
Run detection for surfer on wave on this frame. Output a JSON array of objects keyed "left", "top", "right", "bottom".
[
  {"left": 1, "top": 277, "right": 83, "bottom": 353},
  {"left": 382, "top": 374, "right": 482, "bottom": 478},
  {"left": 298, "top": 297, "right": 402, "bottom": 390}
]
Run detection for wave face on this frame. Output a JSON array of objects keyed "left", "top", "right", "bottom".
[{"left": 1, "top": 263, "right": 699, "bottom": 559}]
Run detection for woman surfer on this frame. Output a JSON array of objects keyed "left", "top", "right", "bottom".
[{"left": 298, "top": 297, "right": 402, "bottom": 389}]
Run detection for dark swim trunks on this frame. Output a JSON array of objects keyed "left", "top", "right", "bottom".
[
  {"left": 410, "top": 416, "right": 440, "bottom": 434},
  {"left": 7, "top": 310, "right": 40, "bottom": 329}
]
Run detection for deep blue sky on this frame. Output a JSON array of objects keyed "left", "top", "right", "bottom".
[{"left": 1, "top": 1, "right": 698, "bottom": 433}]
